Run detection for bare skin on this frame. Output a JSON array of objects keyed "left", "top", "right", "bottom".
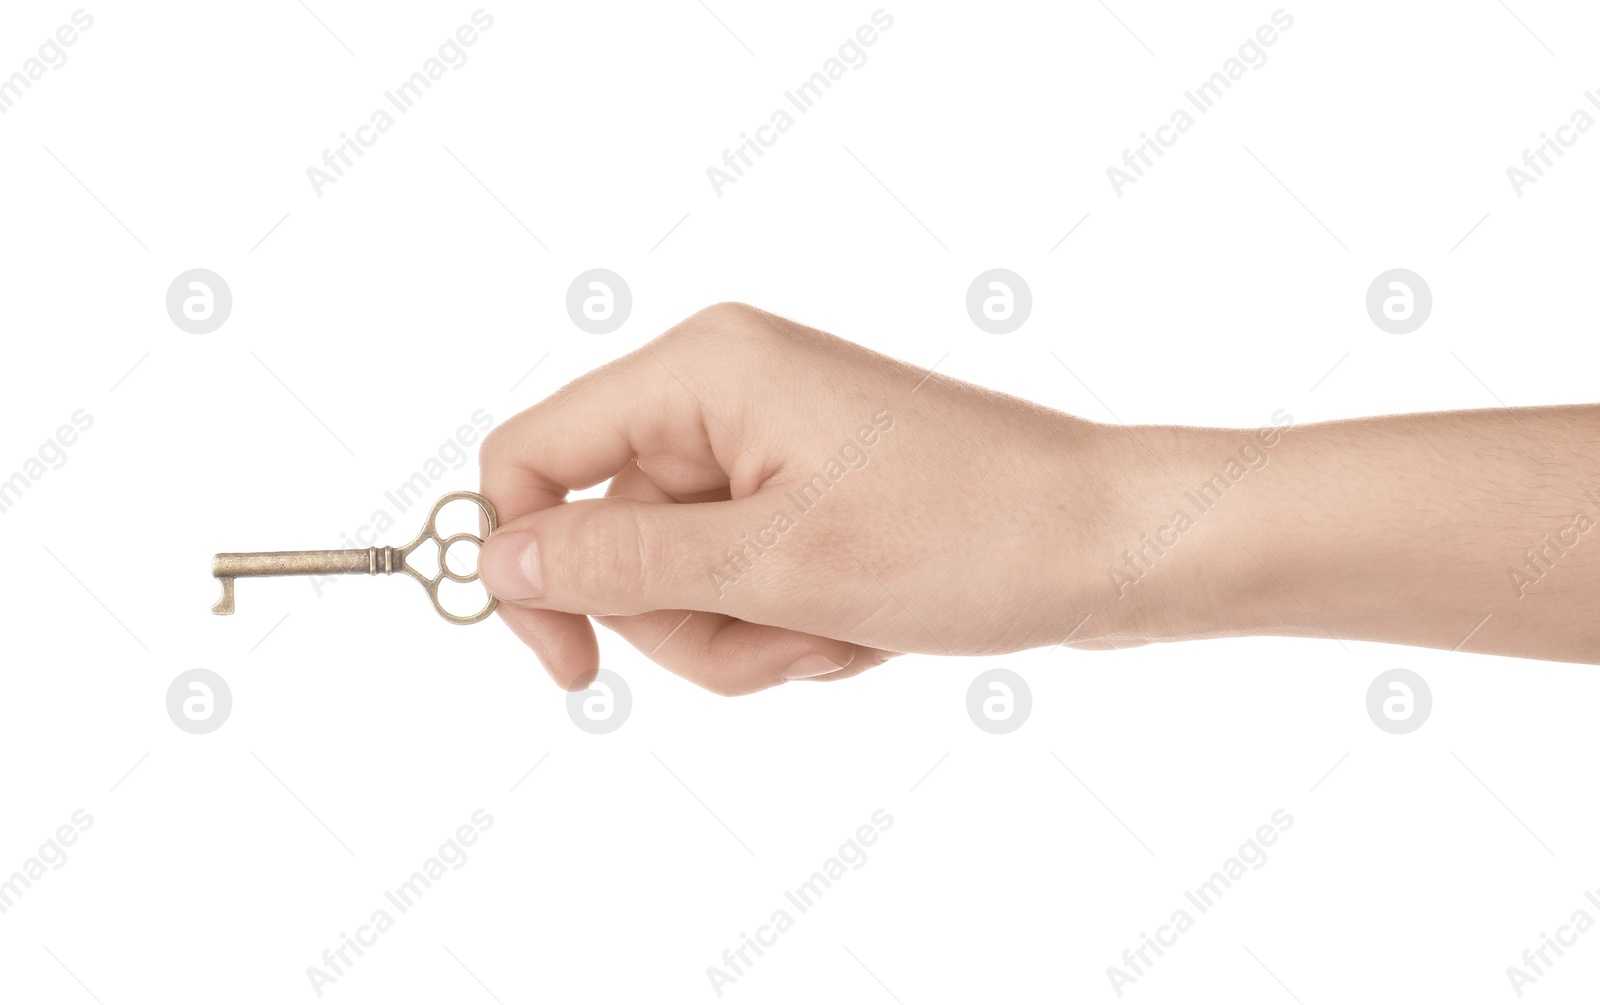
[{"left": 477, "top": 302, "right": 1600, "bottom": 695}]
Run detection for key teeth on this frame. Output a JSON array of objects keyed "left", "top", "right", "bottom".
[{"left": 212, "top": 576, "right": 235, "bottom": 615}]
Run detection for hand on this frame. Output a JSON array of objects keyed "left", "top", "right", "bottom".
[
  {"left": 477, "top": 303, "right": 1118, "bottom": 695},
  {"left": 479, "top": 302, "right": 1600, "bottom": 695}
]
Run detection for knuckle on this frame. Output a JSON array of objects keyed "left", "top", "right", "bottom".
[
  {"left": 670, "top": 302, "right": 788, "bottom": 356},
  {"left": 695, "top": 301, "right": 768, "bottom": 330},
  {"left": 477, "top": 424, "right": 506, "bottom": 469}
]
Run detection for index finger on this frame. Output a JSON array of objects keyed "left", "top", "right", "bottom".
[{"left": 480, "top": 319, "right": 769, "bottom": 524}]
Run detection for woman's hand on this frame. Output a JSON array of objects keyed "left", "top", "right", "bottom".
[
  {"left": 477, "top": 303, "right": 1119, "bottom": 694},
  {"left": 480, "top": 302, "right": 1600, "bottom": 694}
]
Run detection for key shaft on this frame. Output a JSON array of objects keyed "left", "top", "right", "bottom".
[{"left": 210, "top": 547, "right": 403, "bottom": 614}]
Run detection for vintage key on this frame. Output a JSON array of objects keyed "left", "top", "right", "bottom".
[{"left": 210, "top": 491, "right": 499, "bottom": 625}]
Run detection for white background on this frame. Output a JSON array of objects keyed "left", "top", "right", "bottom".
[{"left": 2, "top": 1, "right": 1598, "bottom": 1002}]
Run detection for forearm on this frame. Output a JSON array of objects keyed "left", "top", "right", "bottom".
[{"left": 1089, "top": 406, "right": 1600, "bottom": 663}]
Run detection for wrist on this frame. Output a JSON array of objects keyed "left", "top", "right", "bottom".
[{"left": 1075, "top": 419, "right": 1300, "bottom": 646}]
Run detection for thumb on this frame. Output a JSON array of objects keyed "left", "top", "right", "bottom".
[{"left": 478, "top": 496, "right": 771, "bottom": 617}]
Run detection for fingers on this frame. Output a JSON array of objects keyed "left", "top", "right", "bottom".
[
  {"left": 596, "top": 610, "right": 860, "bottom": 696},
  {"left": 495, "top": 602, "right": 599, "bottom": 691},
  {"left": 483, "top": 456, "right": 886, "bottom": 694},
  {"left": 585, "top": 461, "right": 866, "bottom": 694},
  {"left": 479, "top": 306, "right": 781, "bottom": 690},
  {"left": 479, "top": 304, "right": 780, "bottom": 527},
  {"left": 479, "top": 305, "right": 904, "bottom": 692},
  {"left": 481, "top": 368, "right": 725, "bottom": 522},
  {"left": 479, "top": 492, "right": 784, "bottom": 618},
  {"left": 792, "top": 646, "right": 901, "bottom": 682}
]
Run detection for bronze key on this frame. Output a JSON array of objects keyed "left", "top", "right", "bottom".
[{"left": 210, "top": 491, "right": 499, "bottom": 625}]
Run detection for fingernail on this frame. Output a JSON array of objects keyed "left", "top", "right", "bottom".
[
  {"left": 480, "top": 531, "right": 543, "bottom": 601},
  {"left": 567, "top": 668, "right": 600, "bottom": 692},
  {"left": 784, "top": 654, "right": 844, "bottom": 680}
]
